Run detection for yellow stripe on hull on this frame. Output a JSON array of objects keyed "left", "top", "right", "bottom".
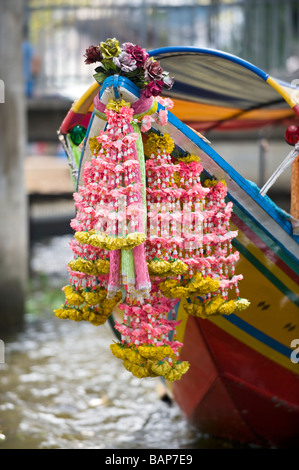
[{"left": 231, "top": 221, "right": 299, "bottom": 295}]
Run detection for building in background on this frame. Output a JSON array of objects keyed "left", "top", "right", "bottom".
[{"left": 25, "top": 0, "right": 299, "bottom": 99}]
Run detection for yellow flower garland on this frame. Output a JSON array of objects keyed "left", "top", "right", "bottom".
[
  {"left": 235, "top": 298, "right": 251, "bottom": 311},
  {"left": 89, "top": 136, "right": 102, "bottom": 155},
  {"left": 203, "top": 178, "right": 227, "bottom": 188},
  {"left": 110, "top": 342, "right": 190, "bottom": 381},
  {"left": 75, "top": 230, "right": 146, "bottom": 250},
  {"left": 84, "top": 288, "right": 108, "bottom": 306},
  {"left": 158, "top": 272, "right": 220, "bottom": 299},
  {"left": 177, "top": 153, "right": 201, "bottom": 163},
  {"left": 147, "top": 259, "right": 188, "bottom": 277},
  {"left": 63, "top": 285, "right": 85, "bottom": 306},
  {"left": 106, "top": 98, "right": 131, "bottom": 112},
  {"left": 55, "top": 289, "right": 122, "bottom": 326},
  {"left": 63, "top": 285, "right": 109, "bottom": 307},
  {"left": 68, "top": 258, "right": 110, "bottom": 275},
  {"left": 137, "top": 344, "right": 174, "bottom": 361},
  {"left": 151, "top": 359, "right": 172, "bottom": 376},
  {"left": 145, "top": 132, "right": 175, "bottom": 156},
  {"left": 184, "top": 296, "right": 251, "bottom": 319}
]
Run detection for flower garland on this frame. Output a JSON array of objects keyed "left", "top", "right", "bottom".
[{"left": 55, "top": 37, "right": 250, "bottom": 383}]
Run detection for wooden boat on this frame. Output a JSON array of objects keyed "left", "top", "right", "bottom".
[{"left": 58, "top": 47, "right": 299, "bottom": 448}]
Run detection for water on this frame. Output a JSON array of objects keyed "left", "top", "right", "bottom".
[{"left": 0, "top": 236, "right": 247, "bottom": 450}]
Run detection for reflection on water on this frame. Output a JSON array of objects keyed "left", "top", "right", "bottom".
[
  {"left": 0, "top": 316, "right": 199, "bottom": 449},
  {"left": 0, "top": 236, "right": 246, "bottom": 449}
]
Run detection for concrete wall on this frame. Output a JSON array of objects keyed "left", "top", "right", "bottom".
[{"left": 0, "top": 0, "right": 28, "bottom": 331}]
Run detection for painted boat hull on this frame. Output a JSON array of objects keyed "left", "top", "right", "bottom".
[
  {"left": 173, "top": 315, "right": 299, "bottom": 447},
  {"left": 170, "top": 181, "right": 299, "bottom": 448}
]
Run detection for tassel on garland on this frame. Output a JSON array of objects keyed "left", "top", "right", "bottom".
[{"left": 55, "top": 37, "right": 250, "bottom": 383}]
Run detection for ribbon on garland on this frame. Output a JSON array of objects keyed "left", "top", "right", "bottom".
[{"left": 92, "top": 97, "right": 151, "bottom": 302}]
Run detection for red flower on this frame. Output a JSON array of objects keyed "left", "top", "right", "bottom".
[
  {"left": 143, "top": 80, "right": 164, "bottom": 98},
  {"left": 126, "top": 44, "right": 149, "bottom": 68},
  {"left": 84, "top": 45, "right": 103, "bottom": 64},
  {"left": 144, "top": 59, "right": 164, "bottom": 81}
]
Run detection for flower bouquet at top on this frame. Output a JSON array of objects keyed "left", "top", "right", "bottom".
[{"left": 84, "top": 37, "right": 174, "bottom": 98}]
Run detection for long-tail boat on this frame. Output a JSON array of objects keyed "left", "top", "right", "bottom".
[{"left": 57, "top": 46, "right": 299, "bottom": 448}]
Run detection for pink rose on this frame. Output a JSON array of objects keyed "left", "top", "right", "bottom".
[
  {"left": 144, "top": 58, "right": 164, "bottom": 81},
  {"left": 125, "top": 44, "right": 149, "bottom": 68},
  {"left": 113, "top": 51, "right": 137, "bottom": 72}
]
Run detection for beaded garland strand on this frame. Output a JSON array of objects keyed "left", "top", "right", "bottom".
[{"left": 54, "top": 38, "right": 250, "bottom": 381}]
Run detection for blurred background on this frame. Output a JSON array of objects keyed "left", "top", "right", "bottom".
[{"left": 0, "top": 0, "right": 298, "bottom": 449}]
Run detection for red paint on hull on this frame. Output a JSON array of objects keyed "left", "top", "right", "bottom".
[{"left": 173, "top": 316, "right": 299, "bottom": 447}]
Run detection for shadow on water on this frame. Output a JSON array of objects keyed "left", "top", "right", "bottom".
[{"left": 0, "top": 236, "right": 253, "bottom": 450}]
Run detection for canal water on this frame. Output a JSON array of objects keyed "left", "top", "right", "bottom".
[{"left": 0, "top": 235, "right": 250, "bottom": 450}]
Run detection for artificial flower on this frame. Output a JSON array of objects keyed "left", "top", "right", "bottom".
[
  {"left": 203, "top": 178, "right": 218, "bottom": 187},
  {"left": 110, "top": 342, "right": 127, "bottom": 360},
  {"left": 144, "top": 58, "right": 164, "bottom": 82},
  {"left": 125, "top": 43, "right": 149, "bottom": 68},
  {"left": 151, "top": 359, "right": 172, "bottom": 376},
  {"left": 143, "top": 80, "right": 164, "bottom": 98},
  {"left": 173, "top": 361, "right": 190, "bottom": 374},
  {"left": 184, "top": 302, "right": 204, "bottom": 318},
  {"left": 165, "top": 368, "right": 183, "bottom": 382},
  {"left": 138, "top": 344, "right": 173, "bottom": 360},
  {"left": 84, "top": 45, "right": 103, "bottom": 64},
  {"left": 84, "top": 287, "right": 108, "bottom": 306},
  {"left": 125, "top": 348, "right": 144, "bottom": 365},
  {"left": 63, "top": 285, "right": 85, "bottom": 306},
  {"left": 204, "top": 295, "right": 225, "bottom": 316},
  {"left": 161, "top": 72, "right": 175, "bottom": 90},
  {"left": 99, "top": 37, "right": 121, "bottom": 59},
  {"left": 156, "top": 109, "right": 168, "bottom": 126},
  {"left": 177, "top": 153, "right": 201, "bottom": 163},
  {"left": 105, "top": 99, "right": 131, "bottom": 113},
  {"left": 234, "top": 298, "right": 251, "bottom": 311},
  {"left": 113, "top": 51, "right": 137, "bottom": 72},
  {"left": 145, "top": 132, "right": 175, "bottom": 155},
  {"left": 155, "top": 96, "right": 174, "bottom": 109},
  {"left": 217, "top": 300, "right": 237, "bottom": 315},
  {"left": 89, "top": 137, "right": 102, "bottom": 155},
  {"left": 140, "top": 114, "right": 153, "bottom": 132},
  {"left": 84, "top": 37, "right": 174, "bottom": 97}
]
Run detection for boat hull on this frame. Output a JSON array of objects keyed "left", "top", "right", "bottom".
[
  {"left": 171, "top": 202, "right": 299, "bottom": 448},
  {"left": 173, "top": 315, "right": 299, "bottom": 447}
]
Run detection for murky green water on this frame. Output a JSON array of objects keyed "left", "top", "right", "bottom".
[{"left": 0, "top": 236, "right": 247, "bottom": 450}]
